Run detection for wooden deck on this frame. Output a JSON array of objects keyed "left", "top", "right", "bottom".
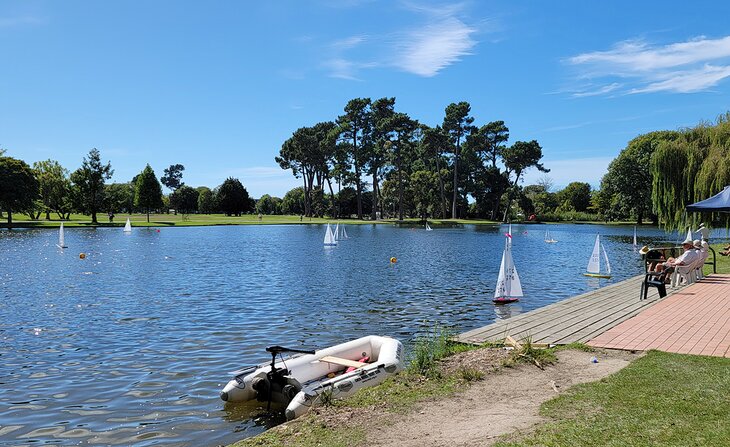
[
  {"left": 457, "top": 274, "right": 673, "bottom": 345},
  {"left": 588, "top": 274, "right": 730, "bottom": 357}
]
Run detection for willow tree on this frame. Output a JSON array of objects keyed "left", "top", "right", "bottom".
[{"left": 651, "top": 113, "right": 730, "bottom": 230}]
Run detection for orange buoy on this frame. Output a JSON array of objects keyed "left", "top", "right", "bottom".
[{"left": 79, "top": 253, "right": 86, "bottom": 259}]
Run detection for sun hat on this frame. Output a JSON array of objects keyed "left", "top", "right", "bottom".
[
  {"left": 693, "top": 239, "right": 702, "bottom": 249},
  {"left": 639, "top": 245, "right": 650, "bottom": 255}
]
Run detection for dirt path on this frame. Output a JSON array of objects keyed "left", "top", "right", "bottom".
[{"left": 367, "top": 349, "right": 639, "bottom": 447}]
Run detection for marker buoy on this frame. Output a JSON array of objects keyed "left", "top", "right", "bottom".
[
  {"left": 79, "top": 253, "right": 86, "bottom": 259},
  {"left": 390, "top": 257, "right": 397, "bottom": 263},
  {"left": 156, "top": 229, "right": 160, "bottom": 233}
]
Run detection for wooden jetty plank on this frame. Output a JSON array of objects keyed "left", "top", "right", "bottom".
[
  {"left": 458, "top": 277, "right": 646, "bottom": 340},
  {"left": 457, "top": 274, "right": 678, "bottom": 345},
  {"left": 458, "top": 284, "right": 638, "bottom": 341}
]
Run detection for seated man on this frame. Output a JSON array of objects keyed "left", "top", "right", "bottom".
[{"left": 654, "top": 240, "right": 698, "bottom": 274}]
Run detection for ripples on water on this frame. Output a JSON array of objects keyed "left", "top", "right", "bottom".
[{"left": 0, "top": 223, "right": 680, "bottom": 445}]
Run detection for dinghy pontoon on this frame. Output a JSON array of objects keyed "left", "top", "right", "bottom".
[{"left": 220, "top": 335, "right": 404, "bottom": 420}]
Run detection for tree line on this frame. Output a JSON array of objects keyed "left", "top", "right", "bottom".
[
  {"left": 0, "top": 148, "right": 254, "bottom": 224},
  {"left": 592, "top": 112, "right": 730, "bottom": 229},
  {"left": 276, "top": 98, "right": 550, "bottom": 221}
]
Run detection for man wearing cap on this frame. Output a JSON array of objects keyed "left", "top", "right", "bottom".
[{"left": 655, "top": 239, "right": 698, "bottom": 274}]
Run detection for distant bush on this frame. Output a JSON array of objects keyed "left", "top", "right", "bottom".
[{"left": 539, "top": 211, "right": 603, "bottom": 222}]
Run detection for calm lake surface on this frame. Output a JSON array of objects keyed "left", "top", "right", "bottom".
[{"left": 0, "top": 223, "right": 682, "bottom": 445}]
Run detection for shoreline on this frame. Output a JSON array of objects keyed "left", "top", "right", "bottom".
[{"left": 1, "top": 214, "right": 648, "bottom": 229}]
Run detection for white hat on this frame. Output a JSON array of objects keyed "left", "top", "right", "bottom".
[{"left": 693, "top": 239, "right": 702, "bottom": 249}]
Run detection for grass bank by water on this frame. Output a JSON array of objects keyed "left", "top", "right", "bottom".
[{"left": 495, "top": 350, "right": 730, "bottom": 447}]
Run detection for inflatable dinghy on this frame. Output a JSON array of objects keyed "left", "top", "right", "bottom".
[{"left": 220, "top": 335, "right": 404, "bottom": 420}]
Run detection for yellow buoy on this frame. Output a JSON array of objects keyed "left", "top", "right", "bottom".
[
  {"left": 79, "top": 253, "right": 86, "bottom": 259},
  {"left": 390, "top": 257, "right": 397, "bottom": 263}
]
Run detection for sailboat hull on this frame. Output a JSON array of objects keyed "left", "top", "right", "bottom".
[
  {"left": 492, "top": 298, "right": 519, "bottom": 304},
  {"left": 583, "top": 273, "right": 611, "bottom": 279}
]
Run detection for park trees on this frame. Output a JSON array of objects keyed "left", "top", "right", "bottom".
[
  {"left": 442, "top": 102, "right": 475, "bottom": 218},
  {"left": 196, "top": 187, "right": 215, "bottom": 214},
  {"left": 70, "top": 148, "right": 113, "bottom": 224},
  {"left": 501, "top": 140, "right": 549, "bottom": 221},
  {"left": 169, "top": 185, "right": 199, "bottom": 215},
  {"left": 33, "top": 159, "right": 71, "bottom": 220},
  {"left": 0, "top": 156, "right": 39, "bottom": 224},
  {"left": 134, "top": 164, "right": 164, "bottom": 222},
  {"left": 160, "top": 164, "right": 185, "bottom": 191},
  {"left": 556, "top": 182, "right": 592, "bottom": 212},
  {"left": 216, "top": 177, "right": 251, "bottom": 216},
  {"left": 256, "top": 194, "right": 281, "bottom": 215},
  {"left": 104, "top": 183, "right": 135, "bottom": 215},
  {"left": 337, "top": 98, "right": 372, "bottom": 219},
  {"left": 281, "top": 187, "right": 305, "bottom": 215}
]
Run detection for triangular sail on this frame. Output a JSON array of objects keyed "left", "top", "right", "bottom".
[
  {"left": 425, "top": 222, "right": 432, "bottom": 231},
  {"left": 58, "top": 222, "right": 67, "bottom": 248},
  {"left": 494, "top": 235, "right": 523, "bottom": 299},
  {"left": 602, "top": 243, "right": 612, "bottom": 274},
  {"left": 123, "top": 218, "right": 132, "bottom": 233},
  {"left": 587, "top": 235, "right": 601, "bottom": 274},
  {"left": 342, "top": 226, "right": 348, "bottom": 239},
  {"left": 633, "top": 226, "right": 637, "bottom": 246},
  {"left": 324, "top": 223, "right": 336, "bottom": 245},
  {"left": 685, "top": 228, "right": 693, "bottom": 243},
  {"left": 334, "top": 223, "right": 340, "bottom": 241}
]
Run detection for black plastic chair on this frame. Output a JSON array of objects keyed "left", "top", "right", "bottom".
[{"left": 641, "top": 270, "right": 668, "bottom": 300}]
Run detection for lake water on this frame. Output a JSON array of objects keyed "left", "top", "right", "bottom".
[{"left": 0, "top": 223, "right": 682, "bottom": 445}]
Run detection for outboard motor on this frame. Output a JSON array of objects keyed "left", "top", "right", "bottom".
[{"left": 262, "top": 345, "right": 315, "bottom": 410}]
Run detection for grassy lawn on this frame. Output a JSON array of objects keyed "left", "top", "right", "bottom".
[
  {"left": 706, "top": 242, "right": 730, "bottom": 274},
  {"left": 495, "top": 350, "right": 730, "bottom": 447},
  {"left": 2, "top": 213, "right": 394, "bottom": 228}
]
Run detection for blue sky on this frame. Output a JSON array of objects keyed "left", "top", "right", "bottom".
[{"left": 2, "top": 0, "right": 730, "bottom": 197}]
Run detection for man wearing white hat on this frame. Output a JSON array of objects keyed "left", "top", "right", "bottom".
[{"left": 654, "top": 235, "right": 698, "bottom": 274}]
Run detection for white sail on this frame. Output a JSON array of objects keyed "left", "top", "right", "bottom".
[
  {"left": 425, "top": 222, "right": 432, "bottom": 231},
  {"left": 685, "top": 228, "right": 693, "bottom": 243},
  {"left": 324, "top": 223, "right": 336, "bottom": 246},
  {"left": 587, "top": 235, "right": 601, "bottom": 274},
  {"left": 334, "top": 223, "right": 340, "bottom": 241},
  {"left": 494, "top": 235, "right": 523, "bottom": 299},
  {"left": 342, "top": 226, "right": 349, "bottom": 239},
  {"left": 633, "top": 226, "right": 637, "bottom": 246},
  {"left": 545, "top": 230, "right": 549, "bottom": 242},
  {"left": 602, "top": 243, "right": 612, "bottom": 274},
  {"left": 123, "top": 218, "right": 132, "bottom": 233},
  {"left": 57, "top": 222, "right": 67, "bottom": 248}
]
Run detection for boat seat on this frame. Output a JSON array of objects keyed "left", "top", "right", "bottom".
[{"left": 317, "top": 356, "right": 367, "bottom": 369}]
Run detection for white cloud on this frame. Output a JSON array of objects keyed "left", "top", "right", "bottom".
[
  {"left": 394, "top": 17, "right": 477, "bottom": 77},
  {"left": 321, "top": 2, "right": 480, "bottom": 80},
  {"left": 567, "top": 35, "right": 730, "bottom": 95}
]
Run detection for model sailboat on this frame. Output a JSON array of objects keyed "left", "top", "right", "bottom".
[
  {"left": 123, "top": 218, "right": 132, "bottom": 233},
  {"left": 584, "top": 234, "right": 612, "bottom": 278},
  {"left": 493, "top": 225, "right": 523, "bottom": 304},
  {"left": 544, "top": 229, "right": 557, "bottom": 243},
  {"left": 324, "top": 223, "right": 337, "bottom": 246},
  {"left": 341, "top": 225, "right": 349, "bottom": 239},
  {"left": 57, "top": 222, "right": 68, "bottom": 249},
  {"left": 334, "top": 223, "right": 340, "bottom": 241},
  {"left": 633, "top": 226, "right": 637, "bottom": 247},
  {"left": 425, "top": 222, "right": 433, "bottom": 231}
]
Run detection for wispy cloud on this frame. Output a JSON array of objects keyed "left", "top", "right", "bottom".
[
  {"left": 567, "top": 35, "right": 730, "bottom": 95},
  {"left": 321, "top": 1, "right": 482, "bottom": 80},
  {"left": 394, "top": 17, "right": 476, "bottom": 77},
  {"left": 0, "top": 16, "right": 46, "bottom": 28}
]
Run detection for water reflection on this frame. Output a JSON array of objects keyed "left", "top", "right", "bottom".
[{"left": 0, "top": 223, "right": 679, "bottom": 445}]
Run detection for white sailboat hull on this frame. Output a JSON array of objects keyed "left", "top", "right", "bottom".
[{"left": 220, "top": 336, "right": 404, "bottom": 420}]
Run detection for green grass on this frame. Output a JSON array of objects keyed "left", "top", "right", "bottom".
[
  {"left": 706, "top": 242, "right": 730, "bottom": 275},
  {"left": 495, "top": 350, "right": 730, "bottom": 447},
  {"left": 236, "top": 417, "right": 366, "bottom": 447},
  {"left": 1, "top": 213, "right": 392, "bottom": 228}
]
